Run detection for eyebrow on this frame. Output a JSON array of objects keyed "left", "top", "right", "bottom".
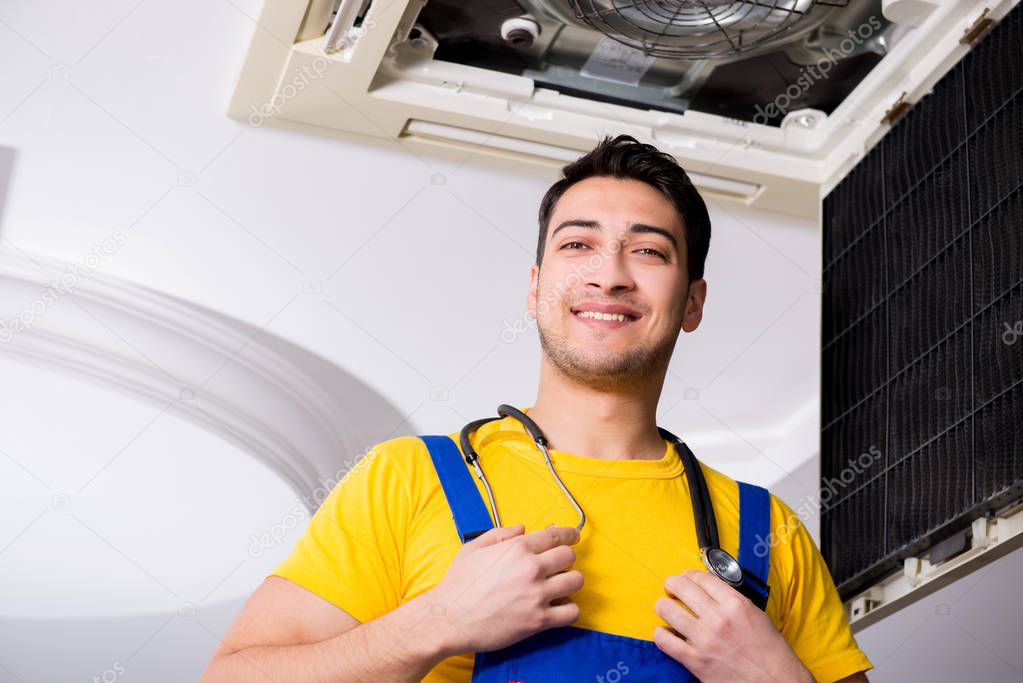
[{"left": 551, "top": 219, "right": 678, "bottom": 250}]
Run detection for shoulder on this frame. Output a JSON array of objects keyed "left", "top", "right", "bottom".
[
  {"left": 338, "top": 435, "right": 433, "bottom": 486},
  {"left": 365, "top": 434, "right": 431, "bottom": 466},
  {"left": 309, "top": 435, "right": 430, "bottom": 510},
  {"left": 303, "top": 435, "right": 445, "bottom": 534},
  {"left": 332, "top": 433, "right": 457, "bottom": 500},
  {"left": 697, "top": 460, "right": 783, "bottom": 516},
  {"left": 699, "top": 461, "right": 797, "bottom": 528}
]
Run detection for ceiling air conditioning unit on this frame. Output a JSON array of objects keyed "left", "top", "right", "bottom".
[{"left": 229, "top": 0, "right": 1011, "bottom": 219}]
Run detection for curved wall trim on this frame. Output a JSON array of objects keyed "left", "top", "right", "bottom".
[{"left": 0, "top": 246, "right": 406, "bottom": 507}]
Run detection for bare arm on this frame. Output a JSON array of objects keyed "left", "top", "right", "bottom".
[
  {"left": 201, "top": 524, "right": 583, "bottom": 682},
  {"left": 199, "top": 576, "right": 456, "bottom": 683}
]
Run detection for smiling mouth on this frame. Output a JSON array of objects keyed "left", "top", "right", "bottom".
[{"left": 573, "top": 310, "right": 638, "bottom": 322}]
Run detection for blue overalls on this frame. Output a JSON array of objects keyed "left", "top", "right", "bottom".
[{"left": 420, "top": 434, "right": 772, "bottom": 683}]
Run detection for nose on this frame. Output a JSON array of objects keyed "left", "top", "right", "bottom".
[{"left": 584, "top": 243, "right": 635, "bottom": 295}]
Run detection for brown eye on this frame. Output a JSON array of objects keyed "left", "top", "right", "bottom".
[{"left": 637, "top": 248, "right": 667, "bottom": 261}]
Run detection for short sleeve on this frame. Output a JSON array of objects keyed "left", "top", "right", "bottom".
[
  {"left": 268, "top": 441, "right": 412, "bottom": 624},
  {"left": 773, "top": 497, "right": 874, "bottom": 683}
]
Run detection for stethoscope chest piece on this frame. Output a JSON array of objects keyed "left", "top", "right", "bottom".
[{"left": 700, "top": 547, "right": 743, "bottom": 587}]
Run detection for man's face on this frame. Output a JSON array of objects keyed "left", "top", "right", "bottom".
[{"left": 528, "top": 176, "right": 706, "bottom": 390}]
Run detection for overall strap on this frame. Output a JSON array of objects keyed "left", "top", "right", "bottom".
[
  {"left": 420, "top": 435, "right": 494, "bottom": 543},
  {"left": 736, "top": 480, "right": 771, "bottom": 610}
]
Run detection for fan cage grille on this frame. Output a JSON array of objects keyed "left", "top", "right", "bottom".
[{"left": 568, "top": 0, "right": 849, "bottom": 59}]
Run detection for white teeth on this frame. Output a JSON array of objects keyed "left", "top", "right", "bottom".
[{"left": 575, "top": 310, "right": 630, "bottom": 322}]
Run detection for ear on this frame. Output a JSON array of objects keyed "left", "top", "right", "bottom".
[
  {"left": 681, "top": 278, "right": 707, "bottom": 333},
  {"left": 527, "top": 263, "right": 539, "bottom": 319}
]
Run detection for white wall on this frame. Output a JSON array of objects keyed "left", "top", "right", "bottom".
[{"left": 0, "top": 1, "right": 845, "bottom": 680}]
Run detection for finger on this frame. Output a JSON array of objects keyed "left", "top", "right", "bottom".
[
  {"left": 664, "top": 571, "right": 717, "bottom": 618},
  {"left": 654, "top": 595, "right": 698, "bottom": 637},
  {"left": 536, "top": 544, "right": 576, "bottom": 576},
  {"left": 543, "top": 600, "right": 581, "bottom": 629},
  {"left": 653, "top": 624, "right": 695, "bottom": 663},
  {"left": 522, "top": 525, "right": 580, "bottom": 554},
  {"left": 684, "top": 567, "right": 742, "bottom": 605},
  {"left": 469, "top": 523, "right": 525, "bottom": 547},
  {"left": 543, "top": 569, "right": 583, "bottom": 602}
]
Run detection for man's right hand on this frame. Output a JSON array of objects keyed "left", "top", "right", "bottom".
[{"left": 426, "top": 523, "right": 584, "bottom": 654}]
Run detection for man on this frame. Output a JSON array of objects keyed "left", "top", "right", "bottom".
[{"left": 201, "top": 135, "right": 873, "bottom": 682}]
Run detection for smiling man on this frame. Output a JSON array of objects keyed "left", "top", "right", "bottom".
[{"left": 201, "top": 135, "right": 874, "bottom": 682}]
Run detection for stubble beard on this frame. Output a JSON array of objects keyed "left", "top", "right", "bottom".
[{"left": 536, "top": 299, "right": 678, "bottom": 393}]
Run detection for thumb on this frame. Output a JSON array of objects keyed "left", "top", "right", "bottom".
[{"left": 470, "top": 523, "right": 525, "bottom": 547}]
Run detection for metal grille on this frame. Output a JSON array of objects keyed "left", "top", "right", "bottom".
[
  {"left": 567, "top": 0, "right": 848, "bottom": 59},
  {"left": 821, "top": 3, "right": 1023, "bottom": 599}
]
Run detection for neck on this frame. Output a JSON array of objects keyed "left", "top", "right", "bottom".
[{"left": 526, "top": 356, "right": 669, "bottom": 461}]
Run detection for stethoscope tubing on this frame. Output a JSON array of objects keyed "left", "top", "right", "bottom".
[
  {"left": 459, "top": 405, "right": 718, "bottom": 550},
  {"left": 458, "top": 406, "right": 767, "bottom": 602}
]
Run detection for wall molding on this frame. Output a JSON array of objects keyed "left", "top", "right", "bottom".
[{"left": 0, "top": 245, "right": 405, "bottom": 506}]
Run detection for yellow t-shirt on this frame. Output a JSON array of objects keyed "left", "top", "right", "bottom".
[{"left": 271, "top": 407, "right": 873, "bottom": 682}]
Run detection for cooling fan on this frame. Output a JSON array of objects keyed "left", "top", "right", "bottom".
[{"left": 566, "top": 0, "right": 851, "bottom": 59}]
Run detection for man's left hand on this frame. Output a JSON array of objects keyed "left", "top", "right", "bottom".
[{"left": 653, "top": 569, "right": 814, "bottom": 683}]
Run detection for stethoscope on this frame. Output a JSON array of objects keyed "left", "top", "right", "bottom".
[{"left": 459, "top": 404, "right": 750, "bottom": 593}]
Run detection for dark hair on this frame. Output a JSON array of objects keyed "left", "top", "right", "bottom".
[{"left": 536, "top": 134, "right": 711, "bottom": 282}]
